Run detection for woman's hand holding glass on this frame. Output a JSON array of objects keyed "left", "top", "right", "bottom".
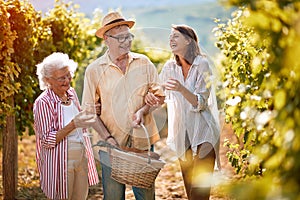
[
  {"left": 84, "top": 102, "right": 100, "bottom": 119},
  {"left": 161, "top": 68, "right": 177, "bottom": 102},
  {"left": 73, "top": 111, "right": 96, "bottom": 128},
  {"left": 164, "top": 78, "right": 183, "bottom": 92},
  {"left": 164, "top": 78, "right": 185, "bottom": 103},
  {"left": 73, "top": 103, "right": 100, "bottom": 128}
]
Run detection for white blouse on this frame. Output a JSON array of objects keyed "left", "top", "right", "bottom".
[
  {"left": 160, "top": 55, "right": 221, "bottom": 169},
  {"left": 61, "top": 101, "right": 85, "bottom": 143}
]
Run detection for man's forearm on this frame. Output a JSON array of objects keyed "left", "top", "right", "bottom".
[{"left": 92, "top": 117, "right": 111, "bottom": 139}]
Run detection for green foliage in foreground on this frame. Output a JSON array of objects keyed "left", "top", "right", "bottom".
[
  {"left": 215, "top": 0, "right": 300, "bottom": 199},
  {"left": 0, "top": 0, "right": 42, "bottom": 135},
  {"left": 0, "top": 0, "right": 106, "bottom": 137}
]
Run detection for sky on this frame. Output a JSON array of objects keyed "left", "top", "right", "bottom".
[
  {"left": 29, "top": 0, "right": 216, "bottom": 13},
  {"left": 27, "top": 0, "right": 223, "bottom": 56}
]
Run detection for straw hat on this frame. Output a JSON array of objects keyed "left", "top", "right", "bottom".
[{"left": 96, "top": 11, "right": 135, "bottom": 38}]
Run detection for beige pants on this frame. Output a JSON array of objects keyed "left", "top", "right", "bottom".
[{"left": 67, "top": 141, "right": 88, "bottom": 200}]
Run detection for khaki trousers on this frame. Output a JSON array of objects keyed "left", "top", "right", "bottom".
[{"left": 67, "top": 141, "right": 89, "bottom": 200}]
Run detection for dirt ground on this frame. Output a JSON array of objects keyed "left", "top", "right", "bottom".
[{"left": 0, "top": 122, "right": 235, "bottom": 200}]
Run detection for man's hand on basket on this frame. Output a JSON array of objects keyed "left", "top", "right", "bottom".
[
  {"left": 132, "top": 110, "right": 143, "bottom": 128},
  {"left": 132, "top": 105, "right": 151, "bottom": 128}
]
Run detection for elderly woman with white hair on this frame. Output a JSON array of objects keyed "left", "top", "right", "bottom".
[{"left": 33, "top": 52, "right": 99, "bottom": 200}]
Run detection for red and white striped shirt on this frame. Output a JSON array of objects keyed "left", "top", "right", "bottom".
[{"left": 33, "top": 88, "right": 99, "bottom": 199}]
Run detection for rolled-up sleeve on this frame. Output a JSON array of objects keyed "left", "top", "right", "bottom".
[
  {"left": 190, "top": 60, "right": 211, "bottom": 112},
  {"left": 82, "top": 66, "right": 100, "bottom": 107},
  {"left": 191, "top": 93, "right": 208, "bottom": 112}
]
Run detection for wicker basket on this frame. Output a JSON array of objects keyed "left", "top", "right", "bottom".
[{"left": 109, "top": 124, "right": 165, "bottom": 189}]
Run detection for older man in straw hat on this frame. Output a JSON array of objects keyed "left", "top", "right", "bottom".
[{"left": 82, "top": 11, "right": 164, "bottom": 200}]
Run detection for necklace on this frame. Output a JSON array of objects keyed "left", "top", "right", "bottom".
[{"left": 60, "top": 93, "right": 70, "bottom": 104}]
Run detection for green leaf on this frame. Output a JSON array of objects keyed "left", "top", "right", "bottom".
[{"left": 274, "top": 89, "right": 286, "bottom": 110}]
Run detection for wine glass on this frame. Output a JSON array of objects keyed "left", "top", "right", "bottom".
[
  {"left": 161, "top": 67, "right": 174, "bottom": 103},
  {"left": 84, "top": 102, "right": 100, "bottom": 120}
]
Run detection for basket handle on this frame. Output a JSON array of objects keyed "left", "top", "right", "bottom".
[
  {"left": 140, "top": 123, "right": 151, "bottom": 164},
  {"left": 93, "top": 140, "right": 120, "bottom": 149},
  {"left": 93, "top": 123, "right": 153, "bottom": 164}
]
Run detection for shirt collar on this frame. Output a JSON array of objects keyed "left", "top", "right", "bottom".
[
  {"left": 191, "top": 55, "right": 202, "bottom": 66},
  {"left": 46, "top": 88, "right": 75, "bottom": 103},
  {"left": 99, "top": 50, "right": 139, "bottom": 66}
]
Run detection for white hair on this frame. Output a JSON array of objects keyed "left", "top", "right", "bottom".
[{"left": 36, "top": 52, "right": 78, "bottom": 90}]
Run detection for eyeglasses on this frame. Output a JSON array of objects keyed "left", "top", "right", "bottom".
[
  {"left": 51, "top": 73, "right": 72, "bottom": 82},
  {"left": 105, "top": 33, "right": 134, "bottom": 43}
]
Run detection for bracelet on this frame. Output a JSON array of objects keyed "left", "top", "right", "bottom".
[{"left": 105, "top": 135, "right": 114, "bottom": 141}]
